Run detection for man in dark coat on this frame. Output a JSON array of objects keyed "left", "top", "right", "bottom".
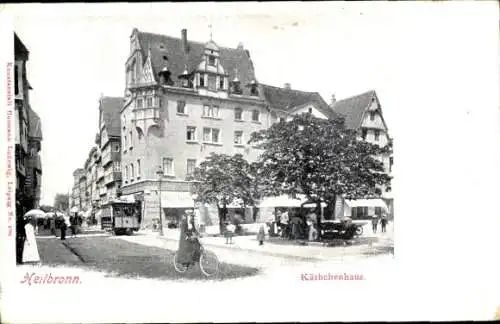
[{"left": 176, "top": 210, "right": 200, "bottom": 267}]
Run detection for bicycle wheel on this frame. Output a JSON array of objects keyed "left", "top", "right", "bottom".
[
  {"left": 355, "top": 226, "right": 363, "bottom": 236},
  {"left": 173, "top": 253, "right": 188, "bottom": 273},
  {"left": 199, "top": 250, "right": 219, "bottom": 277}
]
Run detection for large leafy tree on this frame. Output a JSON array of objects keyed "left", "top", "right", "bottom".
[
  {"left": 188, "top": 153, "right": 256, "bottom": 234},
  {"left": 248, "top": 112, "right": 392, "bottom": 235}
]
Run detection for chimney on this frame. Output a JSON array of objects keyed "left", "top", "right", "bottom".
[
  {"left": 237, "top": 42, "right": 244, "bottom": 50},
  {"left": 330, "top": 94, "right": 336, "bottom": 107},
  {"left": 284, "top": 83, "right": 291, "bottom": 90},
  {"left": 181, "top": 29, "right": 188, "bottom": 53}
]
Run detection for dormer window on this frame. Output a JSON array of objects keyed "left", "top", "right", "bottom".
[
  {"left": 159, "top": 67, "right": 173, "bottom": 86},
  {"left": 208, "top": 75, "right": 217, "bottom": 91},
  {"left": 250, "top": 84, "right": 259, "bottom": 96},
  {"left": 208, "top": 55, "right": 216, "bottom": 66},
  {"left": 231, "top": 80, "right": 242, "bottom": 94}
]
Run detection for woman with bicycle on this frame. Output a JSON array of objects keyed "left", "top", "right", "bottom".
[{"left": 176, "top": 209, "right": 201, "bottom": 267}]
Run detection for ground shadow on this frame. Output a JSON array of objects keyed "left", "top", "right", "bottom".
[{"left": 49, "top": 237, "right": 260, "bottom": 281}]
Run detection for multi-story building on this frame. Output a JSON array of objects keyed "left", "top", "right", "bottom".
[
  {"left": 331, "top": 90, "right": 394, "bottom": 219},
  {"left": 71, "top": 168, "right": 85, "bottom": 209},
  {"left": 98, "top": 96, "right": 123, "bottom": 206},
  {"left": 120, "top": 28, "right": 276, "bottom": 227},
  {"left": 14, "top": 33, "right": 43, "bottom": 215},
  {"left": 119, "top": 28, "right": 344, "bottom": 228}
]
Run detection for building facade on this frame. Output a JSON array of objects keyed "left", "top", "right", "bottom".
[
  {"left": 331, "top": 90, "right": 394, "bottom": 219},
  {"left": 71, "top": 168, "right": 85, "bottom": 209},
  {"left": 14, "top": 33, "right": 43, "bottom": 216}
]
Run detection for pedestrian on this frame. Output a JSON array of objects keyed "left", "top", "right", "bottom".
[
  {"left": 257, "top": 225, "right": 266, "bottom": 246},
  {"left": 371, "top": 214, "right": 379, "bottom": 234},
  {"left": 22, "top": 215, "right": 41, "bottom": 265},
  {"left": 176, "top": 209, "right": 200, "bottom": 267},
  {"left": 280, "top": 210, "right": 289, "bottom": 239},
  {"left": 70, "top": 214, "right": 77, "bottom": 237},
  {"left": 380, "top": 214, "right": 388, "bottom": 233},
  {"left": 225, "top": 221, "right": 235, "bottom": 244},
  {"left": 49, "top": 215, "right": 56, "bottom": 236},
  {"left": 60, "top": 214, "right": 67, "bottom": 240},
  {"left": 307, "top": 213, "right": 318, "bottom": 241}
]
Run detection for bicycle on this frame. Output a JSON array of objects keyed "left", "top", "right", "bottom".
[{"left": 173, "top": 237, "right": 220, "bottom": 277}]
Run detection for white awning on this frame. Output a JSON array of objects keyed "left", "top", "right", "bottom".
[
  {"left": 345, "top": 198, "right": 388, "bottom": 210},
  {"left": 118, "top": 194, "right": 136, "bottom": 203},
  {"left": 258, "top": 194, "right": 326, "bottom": 208},
  {"left": 161, "top": 191, "right": 195, "bottom": 208}
]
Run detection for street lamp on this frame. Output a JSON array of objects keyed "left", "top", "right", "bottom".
[{"left": 156, "top": 165, "right": 164, "bottom": 236}]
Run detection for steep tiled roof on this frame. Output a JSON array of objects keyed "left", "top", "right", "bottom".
[
  {"left": 28, "top": 107, "right": 42, "bottom": 139},
  {"left": 14, "top": 33, "right": 29, "bottom": 58},
  {"left": 136, "top": 30, "right": 257, "bottom": 96},
  {"left": 260, "top": 84, "right": 340, "bottom": 119},
  {"left": 100, "top": 97, "right": 123, "bottom": 137},
  {"left": 331, "top": 90, "right": 376, "bottom": 129}
]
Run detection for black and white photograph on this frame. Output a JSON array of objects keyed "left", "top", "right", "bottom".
[{"left": 1, "top": 2, "right": 500, "bottom": 323}]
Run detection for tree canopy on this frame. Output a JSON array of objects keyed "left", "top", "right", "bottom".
[{"left": 248, "top": 113, "right": 392, "bottom": 214}]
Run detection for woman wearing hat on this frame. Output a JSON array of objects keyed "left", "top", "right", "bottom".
[
  {"left": 22, "top": 215, "right": 41, "bottom": 265},
  {"left": 176, "top": 209, "right": 200, "bottom": 267}
]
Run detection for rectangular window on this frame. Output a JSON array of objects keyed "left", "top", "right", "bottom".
[
  {"left": 212, "top": 128, "right": 220, "bottom": 143},
  {"left": 137, "top": 98, "right": 143, "bottom": 109},
  {"left": 113, "top": 162, "right": 121, "bottom": 172},
  {"left": 203, "top": 105, "right": 219, "bottom": 118},
  {"left": 234, "top": 131, "right": 243, "bottom": 145},
  {"left": 352, "top": 207, "right": 368, "bottom": 219},
  {"left": 370, "top": 112, "right": 375, "bottom": 121},
  {"left": 252, "top": 109, "right": 260, "bottom": 122},
  {"left": 125, "top": 165, "right": 129, "bottom": 181},
  {"left": 163, "top": 158, "right": 174, "bottom": 176},
  {"left": 361, "top": 129, "right": 367, "bottom": 140},
  {"left": 177, "top": 100, "right": 186, "bottom": 114},
  {"left": 123, "top": 136, "right": 127, "bottom": 148},
  {"left": 208, "top": 75, "right": 217, "bottom": 91},
  {"left": 203, "top": 128, "right": 220, "bottom": 144},
  {"left": 137, "top": 159, "right": 141, "bottom": 178},
  {"left": 113, "top": 144, "right": 120, "bottom": 152},
  {"left": 375, "top": 207, "right": 382, "bottom": 216},
  {"left": 146, "top": 97, "right": 153, "bottom": 108},
  {"left": 199, "top": 74, "right": 205, "bottom": 87},
  {"left": 130, "top": 164, "right": 135, "bottom": 179},
  {"left": 129, "top": 131, "right": 133, "bottom": 147},
  {"left": 374, "top": 130, "right": 380, "bottom": 141},
  {"left": 208, "top": 55, "right": 216, "bottom": 66},
  {"left": 186, "top": 159, "right": 196, "bottom": 176},
  {"left": 186, "top": 126, "right": 196, "bottom": 141},
  {"left": 219, "top": 78, "right": 224, "bottom": 90},
  {"left": 234, "top": 108, "right": 242, "bottom": 120},
  {"left": 203, "top": 127, "right": 211, "bottom": 142}
]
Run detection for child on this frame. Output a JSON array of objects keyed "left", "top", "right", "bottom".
[
  {"left": 257, "top": 225, "right": 266, "bottom": 246},
  {"left": 225, "top": 221, "right": 235, "bottom": 244}
]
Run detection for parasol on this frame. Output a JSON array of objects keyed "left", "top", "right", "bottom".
[{"left": 24, "top": 209, "right": 47, "bottom": 219}]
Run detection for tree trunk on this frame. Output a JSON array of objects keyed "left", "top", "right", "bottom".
[{"left": 315, "top": 201, "right": 322, "bottom": 241}]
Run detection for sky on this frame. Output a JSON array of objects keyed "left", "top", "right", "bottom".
[{"left": 3, "top": 2, "right": 499, "bottom": 206}]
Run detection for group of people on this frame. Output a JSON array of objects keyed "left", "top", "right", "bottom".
[
  {"left": 371, "top": 213, "right": 389, "bottom": 234},
  {"left": 273, "top": 209, "right": 318, "bottom": 241}
]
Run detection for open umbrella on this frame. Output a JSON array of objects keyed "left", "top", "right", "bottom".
[{"left": 24, "top": 209, "right": 47, "bottom": 219}]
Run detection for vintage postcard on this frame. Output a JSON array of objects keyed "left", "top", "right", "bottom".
[{"left": 1, "top": 2, "right": 500, "bottom": 323}]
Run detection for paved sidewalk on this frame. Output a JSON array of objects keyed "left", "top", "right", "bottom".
[{"left": 137, "top": 228, "right": 389, "bottom": 261}]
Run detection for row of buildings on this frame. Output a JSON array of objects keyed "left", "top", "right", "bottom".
[
  {"left": 69, "top": 27, "right": 393, "bottom": 229},
  {"left": 15, "top": 33, "right": 43, "bottom": 219},
  {"left": 15, "top": 33, "right": 44, "bottom": 263}
]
